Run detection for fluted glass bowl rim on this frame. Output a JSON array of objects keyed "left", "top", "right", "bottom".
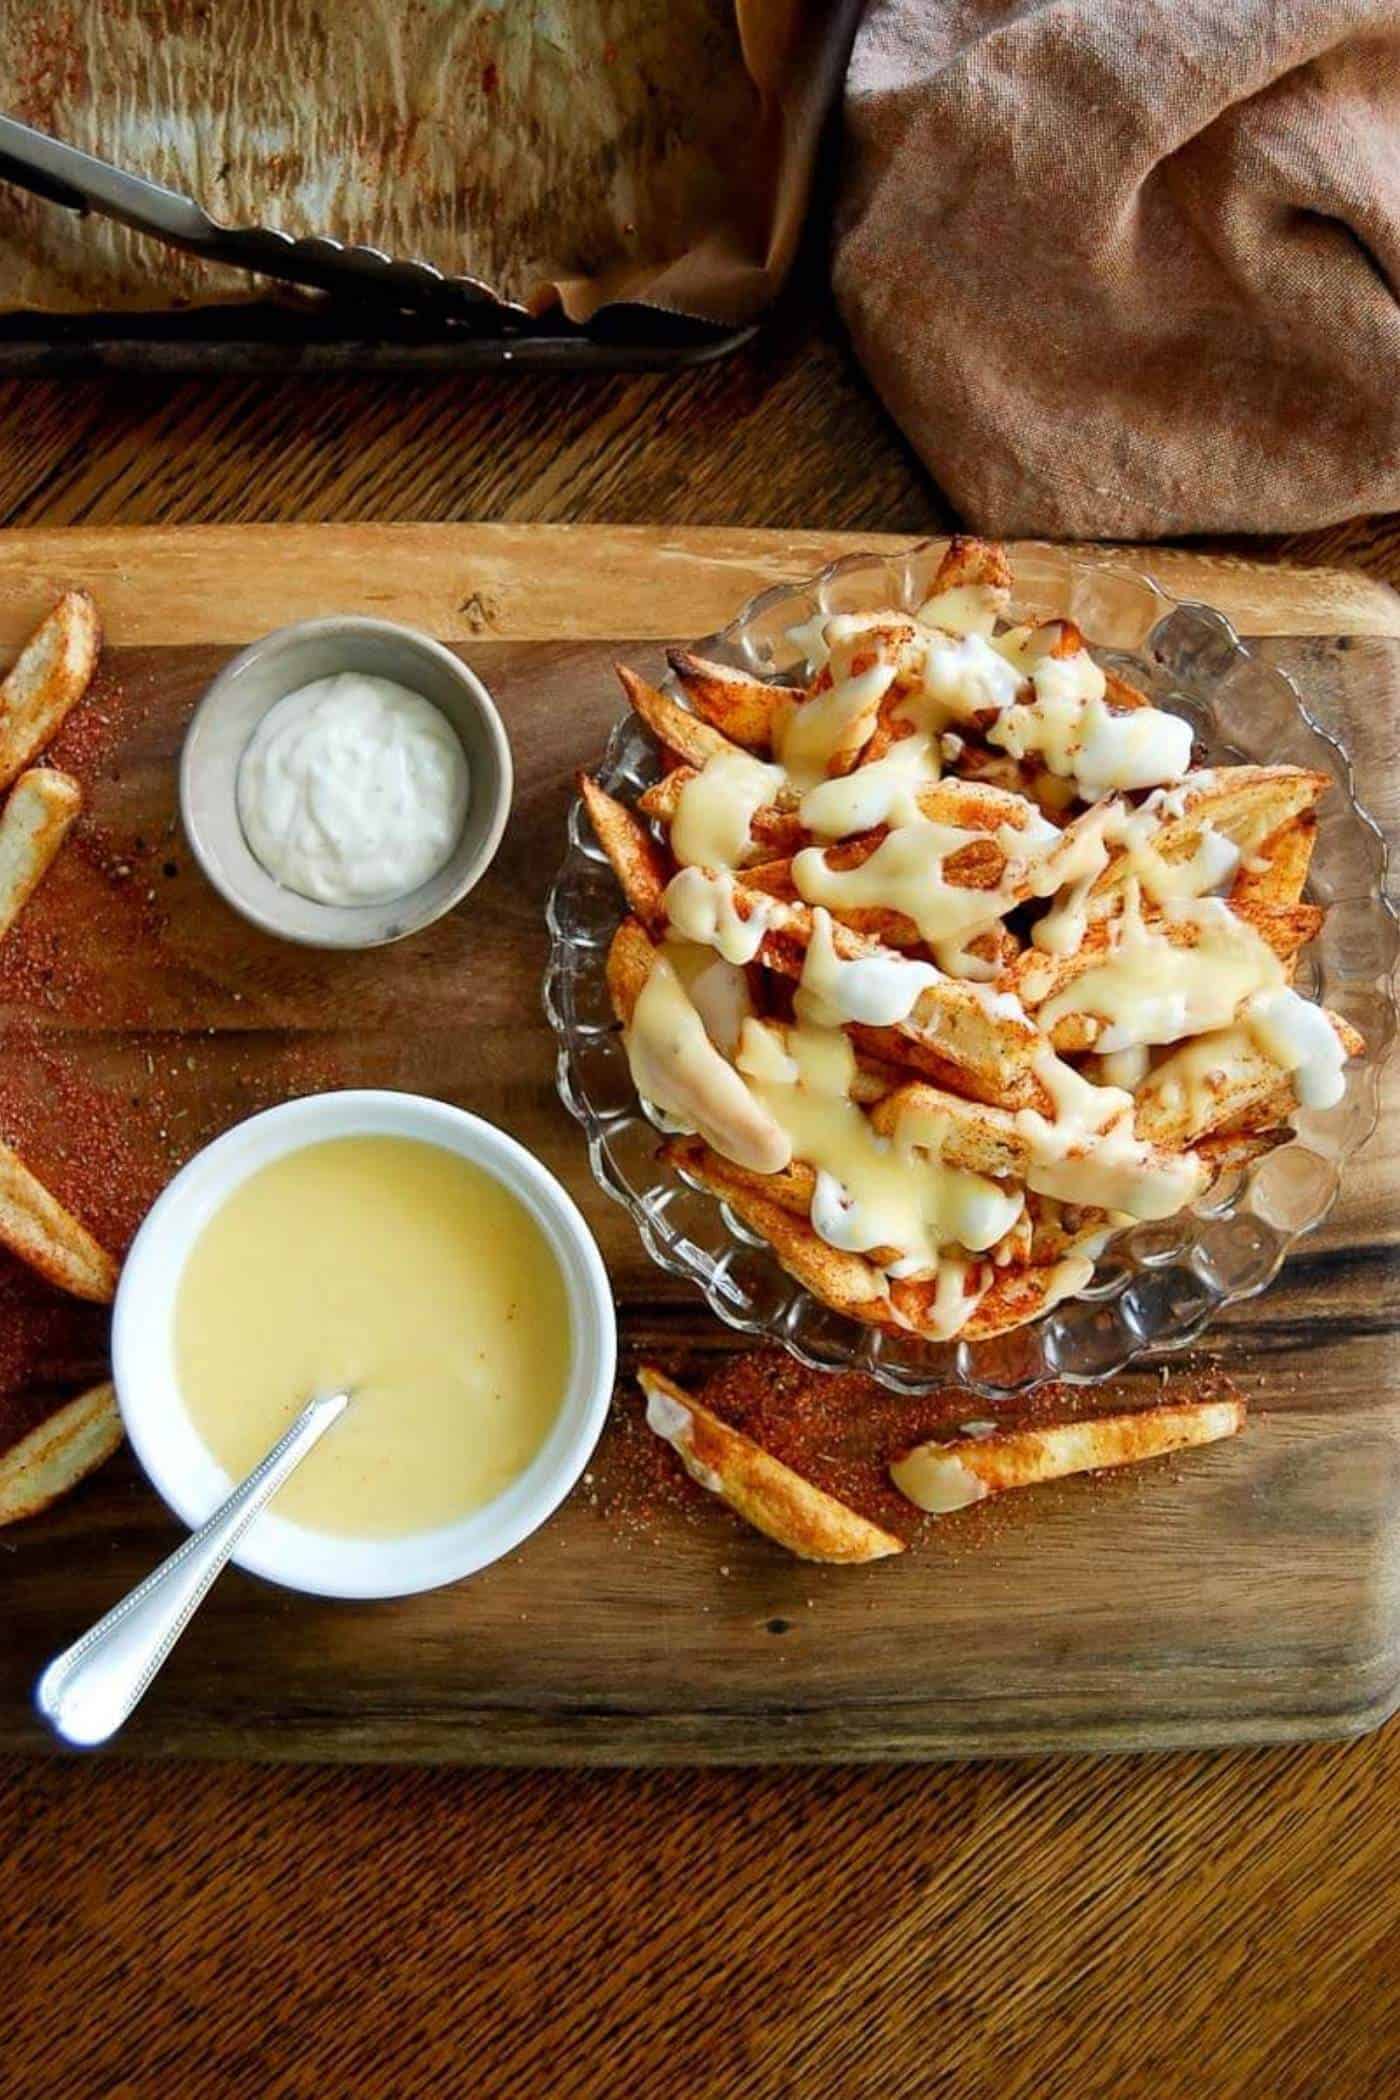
[{"left": 544, "top": 542, "right": 1397, "bottom": 1397}]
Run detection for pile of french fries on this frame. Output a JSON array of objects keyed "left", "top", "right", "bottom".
[
  {"left": 582, "top": 538, "right": 1358, "bottom": 1359},
  {"left": 0, "top": 590, "right": 125, "bottom": 1526},
  {"left": 570, "top": 536, "right": 1360, "bottom": 1556}
]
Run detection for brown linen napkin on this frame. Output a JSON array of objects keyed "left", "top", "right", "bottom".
[{"left": 832, "top": 1, "right": 1400, "bottom": 538}]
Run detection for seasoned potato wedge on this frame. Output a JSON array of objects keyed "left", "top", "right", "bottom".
[
  {"left": 1134, "top": 1010, "right": 1362, "bottom": 1145},
  {"left": 0, "top": 1140, "right": 118, "bottom": 1302},
  {"left": 0, "top": 767, "right": 81, "bottom": 942},
  {"left": 665, "top": 1137, "right": 902, "bottom": 1329},
  {"left": 1088, "top": 766, "right": 1330, "bottom": 907},
  {"left": 1230, "top": 810, "right": 1318, "bottom": 908},
  {"left": 0, "top": 589, "right": 102, "bottom": 790},
  {"left": 639, "top": 1365, "right": 903, "bottom": 1563},
  {"left": 666, "top": 650, "right": 785, "bottom": 751},
  {"left": 578, "top": 773, "right": 669, "bottom": 933},
  {"left": 891, "top": 1395, "right": 1246, "bottom": 1513},
  {"left": 616, "top": 663, "right": 737, "bottom": 770},
  {"left": 0, "top": 1381, "right": 122, "bottom": 1527},
  {"left": 605, "top": 916, "right": 657, "bottom": 1026}
]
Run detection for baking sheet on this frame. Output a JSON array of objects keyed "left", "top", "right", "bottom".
[{"left": 0, "top": 1, "right": 856, "bottom": 332}]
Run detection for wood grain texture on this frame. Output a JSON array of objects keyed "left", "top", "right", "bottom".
[
  {"left": 1, "top": 296, "right": 1399, "bottom": 2100},
  {"left": 0, "top": 615, "right": 1394, "bottom": 1765},
  {"left": 0, "top": 524, "right": 1394, "bottom": 646},
  {"left": 3, "top": 1740, "right": 1400, "bottom": 2100}
]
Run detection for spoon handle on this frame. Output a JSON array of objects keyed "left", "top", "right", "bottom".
[{"left": 35, "top": 1390, "right": 349, "bottom": 1748}]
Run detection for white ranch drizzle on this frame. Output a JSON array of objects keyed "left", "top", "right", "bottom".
[
  {"left": 988, "top": 647, "right": 1193, "bottom": 797},
  {"left": 796, "top": 907, "right": 943, "bottom": 1028},
  {"left": 1243, "top": 987, "right": 1347, "bottom": 1108}
]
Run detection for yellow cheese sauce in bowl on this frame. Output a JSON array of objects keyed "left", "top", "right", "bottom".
[
  {"left": 113, "top": 1093, "right": 615, "bottom": 1598},
  {"left": 177, "top": 1136, "right": 571, "bottom": 1540}
]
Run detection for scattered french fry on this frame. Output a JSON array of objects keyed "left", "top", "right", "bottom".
[
  {"left": 639, "top": 1365, "right": 903, "bottom": 1563},
  {"left": 891, "top": 1397, "right": 1246, "bottom": 1515},
  {"left": 0, "top": 589, "right": 101, "bottom": 789},
  {"left": 0, "top": 766, "right": 81, "bottom": 942},
  {"left": 0, "top": 1140, "right": 119, "bottom": 1302},
  {"left": 0, "top": 1381, "right": 122, "bottom": 1526}
]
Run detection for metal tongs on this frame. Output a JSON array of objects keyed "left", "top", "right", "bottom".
[{"left": 0, "top": 112, "right": 520, "bottom": 322}]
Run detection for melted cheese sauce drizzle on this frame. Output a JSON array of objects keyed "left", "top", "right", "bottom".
[
  {"left": 918, "top": 1255, "right": 994, "bottom": 1338},
  {"left": 775, "top": 658, "right": 896, "bottom": 788},
  {"left": 670, "top": 748, "right": 785, "bottom": 870},
  {"left": 915, "top": 582, "right": 1006, "bottom": 637},
  {"left": 737, "top": 1019, "right": 1022, "bottom": 1269},
  {"left": 793, "top": 820, "right": 1024, "bottom": 946},
  {"left": 1037, "top": 886, "right": 1284, "bottom": 1051},
  {"left": 1011, "top": 1051, "right": 1202, "bottom": 1219},
  {"left": 664, "top": 938, "right": 752, "bottom": 1056},
  {"left": 663, "top": 865, "right": 772, "bottom": 965},
  {"left": 1032, "top": 788, "right": 1243, "bottom": 957},
  {"left": 798, "top": 731, "right": 941, "bottom": 837},
  {"left": 623, "top": 953, "right": 789, "bottom": 1174}
]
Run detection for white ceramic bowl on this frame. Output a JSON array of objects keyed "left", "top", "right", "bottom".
[
  {"left": 112, "top": 1091, "right": 616, "bottom": 1599},
  {"left": 180, "top": 617, "right": 513, "bottom": 950}
]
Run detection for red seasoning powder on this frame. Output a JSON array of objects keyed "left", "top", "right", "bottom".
[
  {"left": 615, "top": 1348, "right": 1245, "bottom": 1551},
  {"left": 0, "top": 653, "right": 346, "bottom": 1427}
]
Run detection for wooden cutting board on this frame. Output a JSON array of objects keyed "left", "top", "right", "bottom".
[{"left": 1, "top": 524, "right": 1397, "bottom": 1764}]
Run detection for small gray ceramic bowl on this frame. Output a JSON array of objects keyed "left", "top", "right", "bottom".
[{"left": 180, "top": 616, "right": 512, "bottom": 949}]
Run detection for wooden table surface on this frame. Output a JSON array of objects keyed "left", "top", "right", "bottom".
[{"left": 2, "top": 290, "right": 1398, "bottom": 2098}]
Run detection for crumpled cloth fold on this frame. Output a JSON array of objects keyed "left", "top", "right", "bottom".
[{"left": 833, "top": 0, "right": 1400, "bottom": 538}]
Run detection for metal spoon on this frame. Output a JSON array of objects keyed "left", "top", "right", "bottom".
[{"left": 34, "top": 1390, "right": 350, "bottom": 1749}]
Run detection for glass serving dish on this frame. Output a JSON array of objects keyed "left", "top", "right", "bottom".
[{"left": 544, "top": 544, "right": 1397, "bottom": 1396}]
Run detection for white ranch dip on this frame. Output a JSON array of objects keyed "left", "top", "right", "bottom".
[{"left": 237, "top": 672, "right": 469, "bottom": 906}]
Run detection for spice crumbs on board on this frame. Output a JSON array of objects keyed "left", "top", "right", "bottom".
[
  {"left": 594, "top": 1347, "right": 1245, "bottom": 1555},
  {"left": 0, "top": 665, "right": 348, "bottom": 1435}
]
